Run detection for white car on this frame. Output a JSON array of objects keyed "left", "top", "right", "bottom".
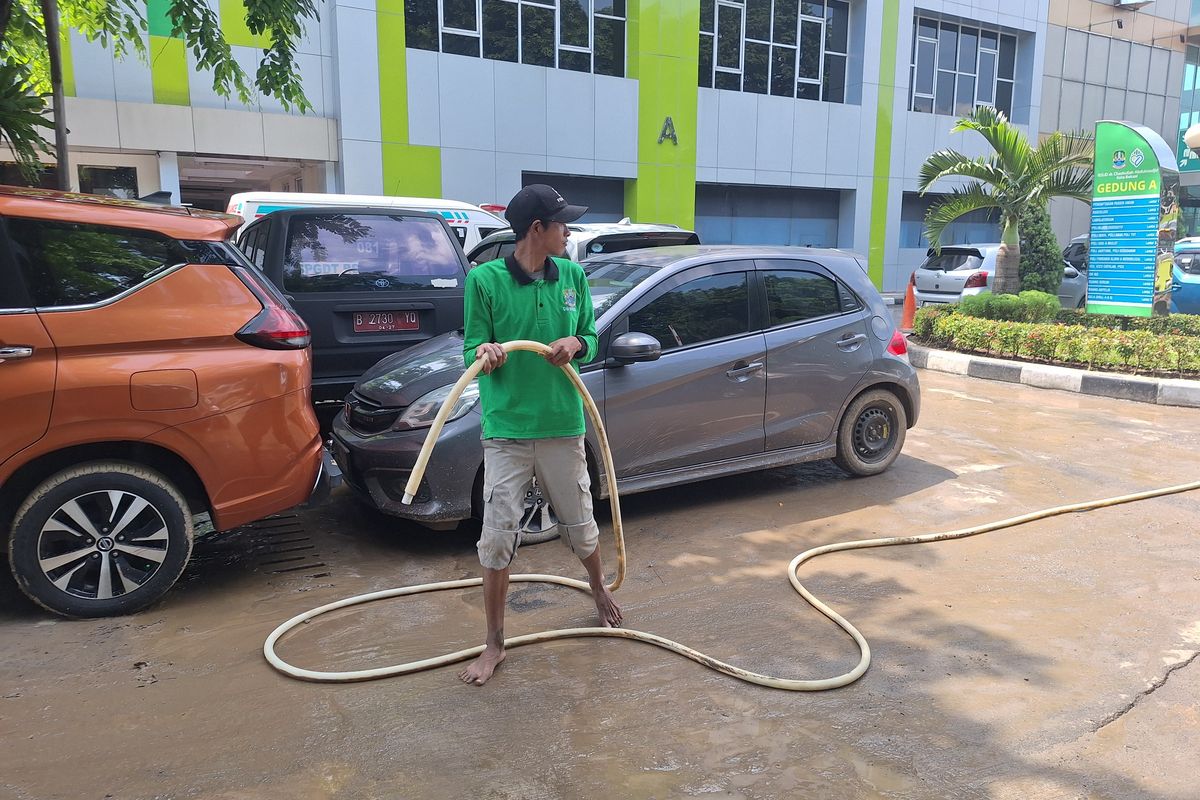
[
  {"left": 466, "top": 219, "right": 699, "bottom": 265},
  {"left": 913, "top": 243, "right": 1087, "bottom": 309}
]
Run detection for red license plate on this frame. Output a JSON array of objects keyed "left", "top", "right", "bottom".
[{"left": 352, "top": 310, "right": 420, "bottom": 333}]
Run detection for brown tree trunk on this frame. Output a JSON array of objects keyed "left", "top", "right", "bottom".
[
  {"left": 993, "top": 221, "right": 1022, "bottom": 295},
  {"left": 0, "top": 0, "right": 15, "bottom": 43},
  {"left": 41, "top": 0, "right": 70, "bottom": 191}
]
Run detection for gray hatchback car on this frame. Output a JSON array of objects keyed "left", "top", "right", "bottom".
[{"left": 330, "top": 246, "right": 921, "bottom": 533}]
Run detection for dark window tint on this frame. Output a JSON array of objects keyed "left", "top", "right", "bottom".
[
  {"left": 8, "top": 219, "right": 178, "bottom": 307},
  {"left": 998, "top": 34, "right": 1016, "bottom": 79},
  {"left": 594, "top": 16, "right": 625, "bottom": 77},
  {"left": 629, "top": 272, "right": 750, "bottom": 352},
  {"left": 774, "top": 0, "right": 798, "bottom": 45},
  {"left": 241, "top": 226, "right": 267, "bottom": 267},
  {"left": 771, "top": 45, "right": 796, "bottom": 96},
  {"left": 825, "top": 0, "right": 848, "bottom": 52},
  {"left": 823, "top": 53, "right": 845, "bottom": 102},
  {"left": 443, "top": 0, "right": 477, "bottom": 29},
  {"left": 744, "top": 41, "right": 770, "bottom": 94},
  {"left": 282, "top": 214, "right": 464, "bottom": 294},
  {"left": 470, "top": 243, "right": 501, "bottom": 265},
  {"left": 560, "top": 0, "right": 590, "bottom": 48},
  {"left": 521, "top": 4, "right": 555, "bottom": 66},
  {"left": 763, "top": 270, "right": 843, "bottom": 325},
  {"left": 442, "top": 32, "right": 480, "bottom": 56},
  {"left": 922, "top": 251, "right": 983, "bottom": 271},
  {"left": 699, "top": 33, "right": 715, "bottom": 87},
  {"left": 559, "top": 48, "right": 591, "bottom": 73},
  {"left": 938, "top": 23, "right": 957, "bottom": 70},
  {"left": 482, "top": 0, "right": 518, "bottom": 61},
  {"left": 405, "top": 0, "right": 438, "bottom": 50},
  {"left": 701, "top": 0, "right": 715, "bottom": 32},
  {"left": 78, "top": 165, "right": 138, "bottom": 199},
  {"left": 717, "top": 3, "right": 742, "bottom": 69},
  {"left": 715, "top": 70, "right": 741, "bottom": 91},
  {"left": 798, "top": 19, "right": 821, "bottom": 79},
  {"left": 746, "top": 0, "right": 771, "bottom": 41}
]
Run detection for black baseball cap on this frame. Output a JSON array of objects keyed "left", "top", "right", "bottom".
[{"left": 505, "top": 184, "right": 588, "bottom": 236}]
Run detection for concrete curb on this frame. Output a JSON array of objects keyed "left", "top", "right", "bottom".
[{"left": 908, "top": 343, "right": 1200, "bottom": 408}]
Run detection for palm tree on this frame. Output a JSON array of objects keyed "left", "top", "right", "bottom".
[{"left": 918, "top": 106, "right": 1093, "bottom": 295}]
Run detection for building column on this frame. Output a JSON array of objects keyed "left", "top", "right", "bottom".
[
  {"left": 624, "top": 1, "right": 700, "bottom": 229},
  {"left": 157, "top": 151, "right": 181, "bottom": 204}
]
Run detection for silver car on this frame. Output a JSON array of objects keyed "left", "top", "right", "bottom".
[
  {"left": 330, "top": 246, "right": 921, "bottom": 533},
  {"left": 913, "top": 244, "right": 1087, "bottom": 309},
  {"left": 466, "top": 219, "right": 699, "bottom": 266}
]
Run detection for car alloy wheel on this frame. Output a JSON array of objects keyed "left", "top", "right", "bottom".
[
  {"left": 9, "top": 462, "right": 194, "bottom": 618},
  {"left": 34, "top": 490, "right": 171, "bottom": 601}
]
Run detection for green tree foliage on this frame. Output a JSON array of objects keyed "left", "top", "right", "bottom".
[
  {"left": 918, "top": 107, "right": 1092, "bottom": 295},
  {"left": 0, "top": 0, "right": 318, "bottom": 176},
  {"left": 1017, "top": 202, "right": 1063, "bottom": 295}
]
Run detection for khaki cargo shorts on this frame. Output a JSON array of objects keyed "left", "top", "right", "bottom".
[{"left": 478, "top": 436, "right": 599, "bottom": 570}]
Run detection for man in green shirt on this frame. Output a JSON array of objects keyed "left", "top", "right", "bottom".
[{"left": 460, "top": 184, "right": 622, "bottom": 686}]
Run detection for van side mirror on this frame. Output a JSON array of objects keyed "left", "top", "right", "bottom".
[{"left": 609, "top": 332, "right": 661, "bottom": 365}]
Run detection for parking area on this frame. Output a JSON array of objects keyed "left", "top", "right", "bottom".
[{"left": 2, "top": 369, "right": 1198, "bottom": 799}]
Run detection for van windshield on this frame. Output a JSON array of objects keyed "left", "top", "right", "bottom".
[{"left": 282, "top": 214, "right": 465, "bottom": 293}]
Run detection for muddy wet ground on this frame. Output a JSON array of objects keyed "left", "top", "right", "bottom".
[{"left": 2, "top": 370, "right": 1198, "bottom": 799}]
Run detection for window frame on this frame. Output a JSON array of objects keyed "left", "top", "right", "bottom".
[
  {"left": 701, "top": 0, "right": 848, "bottom": 103},
  {"left": 910, "top": 15, "right": 1018, "bottom": 118},
  {"left": 415, "top": 0, "right": 626, "bottom": 77},
  {"left": 618, "top": 261, "right": 757, "bottom": 356}
]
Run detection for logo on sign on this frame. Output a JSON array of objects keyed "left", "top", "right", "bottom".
[
  {"left": 1112, "top": 150, "right": 1127, "bottom": 169},
  {"left": 1130, "top": 148, "right": 1145, "bottom": 168}
]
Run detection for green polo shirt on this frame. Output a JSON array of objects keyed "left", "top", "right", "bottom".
[{"left": 463, "top": 255, "right": 597, "bottom": 439}]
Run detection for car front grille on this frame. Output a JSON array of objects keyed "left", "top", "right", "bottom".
[{"left": 345, "top": 393, "right": 402, "bottom": 435}]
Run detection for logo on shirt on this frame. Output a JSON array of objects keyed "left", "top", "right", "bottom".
[{"left": 562, "top": 287, "right": 577, "bottom": 312}]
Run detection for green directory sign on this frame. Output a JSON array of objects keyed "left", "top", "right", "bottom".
[{"left": 1088, "top": 121, "right": 1178, "bottom": 317}]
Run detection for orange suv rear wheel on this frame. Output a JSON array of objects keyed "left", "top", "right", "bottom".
[{"left": 8, "top": 462, "right": 194, "bottom": 618}]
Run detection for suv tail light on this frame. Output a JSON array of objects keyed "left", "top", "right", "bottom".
[
  {"left": 886, "top": 330, "right": 909, "bottom": 360},
  {"left": 964, "top": 271, "right": 989, "bottom": 289},
  {"left": 229, "top": 266, "right": 311, "bottom": 350}
]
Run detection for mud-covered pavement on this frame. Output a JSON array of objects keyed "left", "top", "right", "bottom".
[{"left": 2, "top": 370, "right": 1199, "bottom": 800}]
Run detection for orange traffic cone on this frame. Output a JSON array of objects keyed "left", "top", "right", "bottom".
[{"left": 900, "top": 271, "right": 916, "bottom": 331}]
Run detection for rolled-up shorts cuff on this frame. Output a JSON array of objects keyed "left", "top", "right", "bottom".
[
  {"left": 478, "top": 525, "right": 522, "bottom": 570},
  {"left": 559, "top": 518, "right": 599, "bottom": 559}
]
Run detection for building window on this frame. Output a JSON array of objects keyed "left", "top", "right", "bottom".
[
  {"left": 78, "top": 166, "right": 139, "bottom": 199},
  {"left": 910, "top": 16, "right": 1016, "bottom": 118},
  {"left": 699, "top": 0, "right": 849, "bottom": 103},
  {"left": 406, "top": 0, "right": 626, "bottom": 77},
  {"left": 0, "top": 162, "right": 57, "bottom": 189}
]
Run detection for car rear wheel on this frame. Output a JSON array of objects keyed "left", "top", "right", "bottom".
[
  {"left": 8, "top": 462, "right": 194, "bottom": 618},
  {"left": 833, "top": 389, "right": 907, "bottom": 477}
]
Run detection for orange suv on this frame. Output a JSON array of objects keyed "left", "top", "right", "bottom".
[{"left": 0, "top": 187, "right": 328, "bottom": 617}]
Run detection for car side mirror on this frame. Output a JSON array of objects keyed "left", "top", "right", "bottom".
[
  {"left": 609, "top": 332, "right": 661, "bottom": 365},
  {"left": 1063, "top": 265, "right": 1080, "bottom": 279}
]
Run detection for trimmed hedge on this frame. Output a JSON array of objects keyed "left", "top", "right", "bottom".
[
  {"left": 1053, "top": 309, "right": 1200, "bottom": 337},
  {"left": 956, "top": 290, "right": 1061, "bottom": 323},
  {"left": 912, "top": 305, "right": 1200, "bottom": 376}
]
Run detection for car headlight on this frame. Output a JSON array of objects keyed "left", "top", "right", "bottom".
[{"left": 394, "top": 381, "right": 480, "bottom": 429}]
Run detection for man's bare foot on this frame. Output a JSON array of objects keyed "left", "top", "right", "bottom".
[
  {"left": 593, "top": 584, "right": 623, "bottom": 628},
  {"left": 459, "top": 646, "right": 505, "bottom": 686}
]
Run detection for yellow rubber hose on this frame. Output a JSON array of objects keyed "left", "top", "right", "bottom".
[{"left": 264, "top": 341, "right": 1200, "bottom": 689}]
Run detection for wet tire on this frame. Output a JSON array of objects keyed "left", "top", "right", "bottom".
[
  {"left": 8, "top": 462, "right": 193, "bottom": 618},
  {"left": 833, "top": 389, "right": 907, "bottom": 477}
]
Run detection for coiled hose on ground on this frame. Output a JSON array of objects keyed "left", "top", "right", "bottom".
[{"left": 265, "top": 340, "right": 1200, "bottom": 689}]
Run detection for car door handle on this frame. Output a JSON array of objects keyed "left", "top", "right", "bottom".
[
  {"left": 0, "top": 346, "right": 35, "bottom": 362},
  {"left": 725, "top": 361, "right": 764, "bottom": 380},
  {"left": 836, "top": 333, "right": 868, "bottom": 350}
]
